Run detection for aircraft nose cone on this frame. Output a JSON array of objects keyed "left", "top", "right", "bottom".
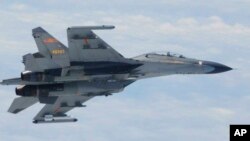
[{"left": 203, "top": 61, "right": 232, "bottom": 74}]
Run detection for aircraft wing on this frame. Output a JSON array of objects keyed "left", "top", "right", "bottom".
[
  {"left": 67, "top": 25, "right": 126, "bottom": 63},
  {"left": 33, "top": 95, "right": 94, "bottom": 123}
]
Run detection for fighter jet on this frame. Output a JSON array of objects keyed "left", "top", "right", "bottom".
[{"left": 0, "top": 25, "right": 232, "bottom": 124}]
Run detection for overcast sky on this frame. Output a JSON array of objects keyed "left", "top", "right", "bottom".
[{"left": 0, "top": 1, "right": 250, "bottom": 141}]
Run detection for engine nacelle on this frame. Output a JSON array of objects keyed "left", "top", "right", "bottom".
[
  {"left": 15, "top": 84, "right": 64, "bottom": 97},
  {"left": 21, "top": 71, "right": 54, "bottom": 82}
]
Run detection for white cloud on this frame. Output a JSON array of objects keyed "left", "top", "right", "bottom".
[
  {"left": 0, "top": 90, "right": 243, "bottom": 141},
  {"left": 9, "top": 3, "right": 28, "bottom": 11},
  {"left": 208, "top": 107, "right": 235, "bottom": 121}
]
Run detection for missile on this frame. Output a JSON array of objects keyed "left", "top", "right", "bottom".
[
  {"left": 68, "top": 25, "right": 115, "bottom": 30},
  {"left": 33, "top": 115, "right": 77, "bottom": 124}
]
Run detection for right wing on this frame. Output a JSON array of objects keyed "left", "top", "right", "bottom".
[
  {"left": 67, "top": 25, "right": 126, "bottom": 62},
  {"left": 33, "top": 95, "right": 94, "bottom": 123}
]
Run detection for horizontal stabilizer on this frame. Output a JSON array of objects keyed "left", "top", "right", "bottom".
[
  {"left": 8, "top": 97, "right": 38, "bottom": 114},
  {"left": 1, "top": 78, "right": 21, "bottom": 85},
  {"left": 23, "top": 53, "right": 41, "bottom": 71}
]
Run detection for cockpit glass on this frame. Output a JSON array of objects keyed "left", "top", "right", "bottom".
[{"left": 146, "top": 52, "right": 185, "bottom": 58}]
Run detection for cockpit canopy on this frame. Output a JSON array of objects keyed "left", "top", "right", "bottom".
[{"left": 146, "top": 52, "right": 186, "bottom": 58}]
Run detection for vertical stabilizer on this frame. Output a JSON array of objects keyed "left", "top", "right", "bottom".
[{"left": 32, "top": 27, "right": 70, "bottom": 67}]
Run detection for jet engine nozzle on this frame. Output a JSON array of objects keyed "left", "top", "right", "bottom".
[
  {"left": 15, "top": 86, "right": 24, "bottom": 96},
  {"left": 21, "top": 71, "right": 53, "bottom": 82},
  {"left": 15, "top": 84, "right": 64, "bottom": 97},
  {"left": 15, "top": 85, "right": 37, "bottom": 96}
]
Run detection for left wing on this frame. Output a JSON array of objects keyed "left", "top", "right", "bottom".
[{"left": 33, "top": 95, "right": 93, "bottom": 123}]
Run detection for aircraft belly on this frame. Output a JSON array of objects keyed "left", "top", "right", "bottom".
[
  {"left": 77, "top": 81, "right": 126, "bottom": 94},
  {"left": 49, "top": 81, "right": 127, "bottom": 96}
]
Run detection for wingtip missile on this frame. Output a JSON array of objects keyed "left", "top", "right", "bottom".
[
  {"left": 68, "top": 25, "right": 115, "bottom": 30},
  {"left": 33, "top": 115, "right": 78, "bottom": 124}
]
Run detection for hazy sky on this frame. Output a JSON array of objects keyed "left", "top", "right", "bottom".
[{"left": 0, "top": 1, "right": 250, "bottom": 141}]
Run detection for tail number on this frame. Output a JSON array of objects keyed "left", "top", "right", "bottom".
[{"left": 51, "top": 49, "right": 65, "bottom": 55}]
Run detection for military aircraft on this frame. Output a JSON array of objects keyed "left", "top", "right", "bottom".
[{"left": 0, "top": 25, "right": 232, "bottom": 124}]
